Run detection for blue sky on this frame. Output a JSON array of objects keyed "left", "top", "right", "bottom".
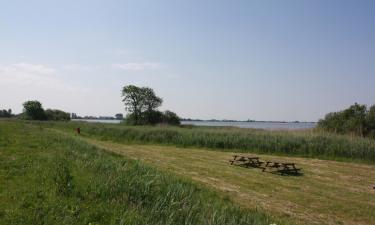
[{"left": 1, "top": 0, "right": 374, "bottom": 121}]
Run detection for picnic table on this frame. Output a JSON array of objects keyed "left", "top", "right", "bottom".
[
  {"left": 263, "top": 161, "right": 301, "bottom": 175},
  {"left": 229, "top": 155, "right": 264, "bottom": 168},
  {"left": 229, "top": 156, "right": 302, "bottom": 175}
]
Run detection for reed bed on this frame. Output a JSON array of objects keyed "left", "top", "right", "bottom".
[{"left": 50, "top": 121, "right": 375, "bottom": 163}]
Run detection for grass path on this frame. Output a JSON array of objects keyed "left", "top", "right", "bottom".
[{"left": 57, "top": 131, "right": 375, "bottom": 225}]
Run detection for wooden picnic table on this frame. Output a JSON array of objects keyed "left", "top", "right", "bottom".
[
  {"left": 229, "top": 155, "right": 263, "bottom": 168},
  {"left": 229, "top": 156, "right": 302, "bottom": 175},
  {"left": 263, "top": 161, "right": 301, "bottom": 174}
]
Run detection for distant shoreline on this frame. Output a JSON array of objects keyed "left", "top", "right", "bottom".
[{"left": 180, "top": 119, "right": 317, "bottom": 124}]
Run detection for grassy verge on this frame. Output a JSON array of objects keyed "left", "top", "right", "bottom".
[
  {"left": 49, "top": 121, "right": 375, "bottom": 163},
  {"left": 0, "top": 120, "right": 280, "bottom": 225}
]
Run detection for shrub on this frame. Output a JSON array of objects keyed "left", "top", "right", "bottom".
[{"left": 45, "top": 109, "right": 71, "bottom": 121}]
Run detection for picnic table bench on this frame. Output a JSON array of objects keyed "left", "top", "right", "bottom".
[
  {"left": 263, "top": 161, "right": 301, "bottom": 175},
  {"left": 229, "top": 155, "right": 264, "bottom": 168}
]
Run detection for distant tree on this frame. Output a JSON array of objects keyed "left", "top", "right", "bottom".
[
  {"left": 342, "top": 103, "right": 367, "bottom": 136},
  {"left": 115, "top": 113, "right": 123, "bottom": 120},
  {"left": 0, "top": 109, "right": 13, "bottom": 118},
  {"left": 122, "top": 85, "right": 180, "bottom": 125},
  {"left": 122, "top": 85, "right": 145, "bottom": 124},
  {"left": 45, "top": 109, "right": 71, "bottom": 121},
  {"left": 22, "top": 101, "right": 46, "bottom": 120},
  {"left": 71, "top": 113, "right": 78, "bottom": 119},
  {"left": 367, "top": 105, "right": 375, "bottom": 137},
  {"left": 318, "top": 103, "right": 368, "bottom": 136}
]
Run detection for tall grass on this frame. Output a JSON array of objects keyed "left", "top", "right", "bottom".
[
  {"left": 50, "top": 121, "right": 375, "bottom": 163},
  {"left": 0, "top": 120, "right": 280, "bottom": 225}
]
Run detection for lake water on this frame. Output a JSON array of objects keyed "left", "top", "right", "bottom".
[
  {"left": 72, "top": 119, "right": 121, "bottom": 124},
  {"left": 73, "top": 119, "right": 316, "bottom": 130},
  {"left": 181, "top": 121, "right": 316, "bottom": 130}
]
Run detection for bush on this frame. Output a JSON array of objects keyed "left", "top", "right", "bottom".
[
  {"left": 162, "top": 110, "right": 180, "bottom": 125},
  {"left": 318, "top": 103, "right": 374, "bottom": 137},
  {"left": 45, "top": 109, "right": 71, "bottom": 121},
  {"left": 22, "top": 101, "right": 46, "bottom": 120},
  {"left": 124, "top": 110, "right": 180, "bottom": 126}
]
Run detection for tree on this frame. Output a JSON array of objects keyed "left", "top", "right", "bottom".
[
  {"left": 122, "top": 85, "right": 180, "bottom": 125},
  {"left": 341, "top": 103, "right": 367, "bottom": 136},
  {"left": 122, "top": 85, "right": 145, "bottom": 124},
  {"left": 23, "top": 101, "right": 46, "bottom": 120},
  {"left": 115, "top": 113, "right": 123, "bottom": 120},
  {"left": 318, "top": 103, "right": 368, "bottom": 136},
  {"left": 367, "top": 105, "right": 375, "bottom": 137},
  {"left": 122, "top": 85, "right": 163, "bottom": 125}
]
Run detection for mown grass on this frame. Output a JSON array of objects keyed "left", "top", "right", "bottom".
[
  {"left": 79, "top": 138, "right": 375, "bottom": 225},
  {"left": 0, "top": 120, "right": 281, "bottom": 225},
  {"left": 49, "top": 121, "right": 375, "bottom": 163}
]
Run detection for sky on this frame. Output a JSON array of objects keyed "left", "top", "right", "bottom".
[{"left": 1, "top": 0, "right": 374, "bottom": 121}]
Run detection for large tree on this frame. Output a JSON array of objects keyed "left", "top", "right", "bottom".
[
  {"left": 122, "top": 85, "right": 179, "bottom": 125},
  {"left": 122, "top": 85, "right": 163, "bottom": 124},
  {"left": 23, "top": 100, "right": 46, "bottom": 120},
  {"left": 122, "top": 85, "right": 145, "bottom": 124}
]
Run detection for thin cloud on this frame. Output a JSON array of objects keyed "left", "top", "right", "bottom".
[
  {"left": 62, "top": 64, "right": 103, "bottom": 72},
  {"left": 0, "top": 63, "right": 86, "bottom": 92},
  {"left": 112, "top": 62, "right": 164, "bottom": 71}
]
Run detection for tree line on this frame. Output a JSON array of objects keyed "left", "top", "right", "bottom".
[
  {"left": 2, "top": 84, "right": 180, "bottom": 125},
  {"left": 318, "top": 103, "right": 375, "bottom": 138},
  {"left": 20, "top": 101, "right": 71, "bottom": 121},
  {"left": 0, "top": 109, "right": 13, "bottom": 118}
]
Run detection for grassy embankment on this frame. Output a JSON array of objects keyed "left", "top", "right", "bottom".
[
  {"left": 50, "top": 121, "right": 375, "bottom": 163},
  {"left": 0, "top": 120, "right": 281, "bottom": 225}
]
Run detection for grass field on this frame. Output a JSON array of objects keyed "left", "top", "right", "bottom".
[
  {"left": 49, "top": 121, "right": 375, "bottom": 163},
  {"left": 53, "top": 129, "right": 375, "bottom": 225},
  {"left": 0, "top": 120, "right": 281, "bottom": 225},
  {"left": 2, "top": 119, "right": 375, "bottom": 225}
]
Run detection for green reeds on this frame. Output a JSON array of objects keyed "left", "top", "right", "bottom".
[{"left": 51, "top": 121, "right": 375, "bottom": 163}]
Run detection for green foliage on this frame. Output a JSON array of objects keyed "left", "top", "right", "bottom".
[
  {"left": 124, "top": 110, "right": 181, "bottom": 126},
  {"left": 51, "top": 121, "right": 375, "bottom": 163},
  {"left": 143, "top": 87, "right": 162, "bottom": 112},
  {"left": 121, "top": 85, "right": 180, "bottom": 125},
  {"left": 162, "top": 110, "right": 181, "bottom": 125},
  {"left": 318, "top": 103, "right": 375, "bottom": 137},
  {"left": 0, "top": 120, "right": 279, "bottom": 225},
  {"left": 0, "top": 109, "right": 12, "bottom": 118},
  {"left": 122, "top": 85, "right": 145, "bottom": 124},
  {"left": 22, "top": 100, "right": 46, "bottom": 120},
  {"left": 45, "top": 109, "right": 71, "bottom": 121},
  {"left": 367, "top": 105, "right": 375, "bottom": 138},
  {"left": 21, "top": 100, "right": 70, "bottom": 121},
  {"left": 115, "top": 113, "right": 123, "bottom": 120}
]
